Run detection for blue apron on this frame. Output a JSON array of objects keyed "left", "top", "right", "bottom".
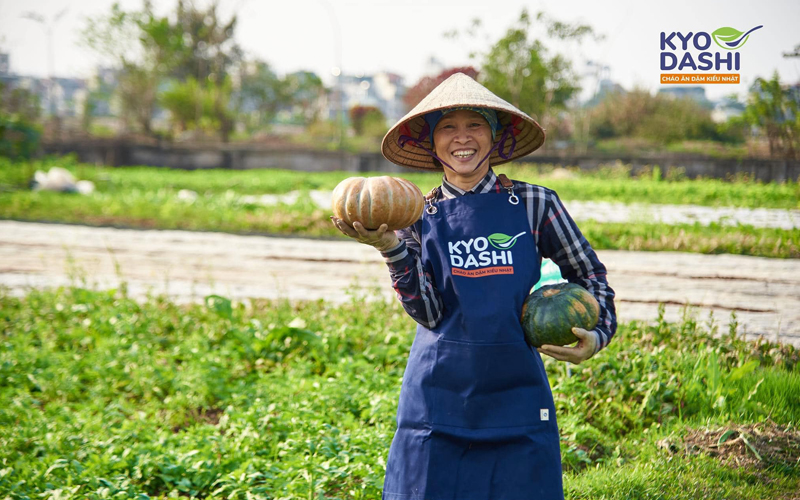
[{"left": 383, "top": 188, "right": 564, "bottom": 500}]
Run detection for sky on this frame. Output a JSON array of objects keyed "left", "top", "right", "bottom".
[{"left": 1, "top": 0, "right": 799, "bottom": 103}]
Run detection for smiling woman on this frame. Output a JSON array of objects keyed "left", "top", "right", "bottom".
[
  {"left": 331, "top": 72, "right": 616, "bottom": 500},
  {"left": 430, "top": 109, "right": 495, "bottom": 190}
]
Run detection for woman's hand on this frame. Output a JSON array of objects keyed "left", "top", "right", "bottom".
[
  {"left": 331, "top": 217, "right": 401, "bottom": 252},
  {"left": 537, "top": 327, "right": 597, "bottom": 365}
]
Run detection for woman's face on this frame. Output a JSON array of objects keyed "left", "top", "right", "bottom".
[{"left": 432, "top": 109, "right": 494, "bottom": 179}]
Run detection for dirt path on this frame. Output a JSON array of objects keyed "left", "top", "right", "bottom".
[
  {"left": 2, "top": 220, "right": 799, "bottom": 346},
  {"left": 255, "top": 190, "right": 800, "bottom": 229}
]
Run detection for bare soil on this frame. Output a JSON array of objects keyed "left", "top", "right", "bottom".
[{"left": 2, "top": 220, "right": 799, "bottom": 346}]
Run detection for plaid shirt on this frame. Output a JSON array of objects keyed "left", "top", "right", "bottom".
[{"left": 381, "top": 168, "right": 617, "bottom": 353}]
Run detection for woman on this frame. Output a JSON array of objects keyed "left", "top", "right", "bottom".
[{"left": 332, "top": 73, "right": 616, "bottom": 500}]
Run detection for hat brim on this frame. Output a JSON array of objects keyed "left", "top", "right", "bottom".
[{"left": 381, "top": 74, "right": 546, "bottom": 170}]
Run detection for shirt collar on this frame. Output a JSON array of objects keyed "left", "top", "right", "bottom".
[{"left": 440, "top": 168, "right": 498, "bottom": 199}]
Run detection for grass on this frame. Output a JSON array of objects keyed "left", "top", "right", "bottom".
[
  {"left": 2, "top": 156, "right": 798, "bottom": 208},
  {"left": 592, "top": 138, "right": 754, "bottom": 160},
  {"left": 0, "top": 286, "right": 798, "bottom": 499},
  {"left": 2, "top": 188, "right": 797, "bottom": 258},
  {"left": 1, "top": 157, "right": 799, "bottom": 259}
]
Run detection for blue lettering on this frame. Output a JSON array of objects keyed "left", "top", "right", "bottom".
[
  {"left": 697, "top": 52, "right": 713, "bottom": 71},
  {"left": 660, "top": 32, "right": 677, "bottom": 50},
  {"left": 661, "top": 52, "right": 677, "bottom": 70},
  {"left": 694, "top": 32, "right": 711, "bottom": 50},
  {"left": 676, "top": 31, "right": 693, "bottom": 50},
  {"left": 678, "top": 52, "right": 697, "bottom": 71},
  {"left": 715, "top": 51, "right": 734, "bottom": 71}
]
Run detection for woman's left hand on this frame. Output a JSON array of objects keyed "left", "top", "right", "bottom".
[{"left": 537, "top": 327, "right": 597, "bottom": 365}]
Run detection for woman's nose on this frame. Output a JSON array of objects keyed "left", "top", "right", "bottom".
[{"left": 453, "top": 126, "right": 471, "bottom": 142}]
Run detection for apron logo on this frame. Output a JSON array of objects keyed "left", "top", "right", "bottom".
[
  {"left": 488, "top": 231, "right": 526, "bottom": 250},
  {"left": 540, "top": 409, "right": 549, "bottom": 421},
  {"left": 448, "top": 232, "right": 525, "bottom": 278}
]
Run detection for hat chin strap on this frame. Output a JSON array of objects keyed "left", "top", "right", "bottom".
[{"left": 397, "top": 123, "right": 517, "bottom": 172}]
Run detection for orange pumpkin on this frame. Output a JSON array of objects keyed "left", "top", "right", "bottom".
[{"left": 331, "top": 176, "right": 424, "bottom": 230}]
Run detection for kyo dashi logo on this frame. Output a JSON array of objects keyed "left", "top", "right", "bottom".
[
  {"left": 448, "top": 231, "right": 526, "bottom": 278},
  {"left": 660, "top": 25, "right": 762, "bottom": 84}
]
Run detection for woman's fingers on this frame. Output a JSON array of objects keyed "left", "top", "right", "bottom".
[
  {"left": 352, "top": 221, "right": 368, "bottom": 237},
  {"left": 537, "top": 346, "right": 571, "bottom": 362},
  {"left": 571, "top": 327, "right": 597, "bottom": 356},
  {"left": 331, "top": 217, "right": 359, "bottom": 238},
  {"left": 334, "top": 218, "right": 398, "bottom": 251},
  {"left": 537, "top": 328, "right": 597, "bottom": 365}
]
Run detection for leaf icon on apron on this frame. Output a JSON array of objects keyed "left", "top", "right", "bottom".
[{"left": 488, "top": 231, "right": 527, "bottom": 250}]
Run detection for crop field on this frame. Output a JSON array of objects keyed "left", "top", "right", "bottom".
[
  {"left": 1, "top": 286, "right": 798, "bottom": 499},
  {"left": 1, "top": 157, "right": 799, "bottom": 258},
  {"left": 2, "top": 157, "right": 799, "bottom": 497}
]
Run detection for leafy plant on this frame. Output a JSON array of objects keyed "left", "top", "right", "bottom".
[
  {"left": 1, "top": 287, "right": 798, "bottom": 499},
  {"left": 744, "top": 72, "right": 800, "bottom": 160}
]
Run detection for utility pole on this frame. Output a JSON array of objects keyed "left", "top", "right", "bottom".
[
  {"left": 312, "top": 0, "right": 344, "bottom": 156},
  {"left": 21, "top": 8, "right": 69, "bottom": 117}
]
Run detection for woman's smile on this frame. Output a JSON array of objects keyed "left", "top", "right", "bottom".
[{"left": 433, "top": 109, "right": 494, "bottom": 179}]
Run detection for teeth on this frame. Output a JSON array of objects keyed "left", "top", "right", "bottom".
[{"left": 453, "top": 150, "right": 476, "bottom": 157}]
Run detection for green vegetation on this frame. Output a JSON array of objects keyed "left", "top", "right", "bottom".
[
  {"left": 1, "top": 158, "right": 798, "bottom": 258},
  {"left": 593, "top": 138, "right": 752, "bottom": 160},
  {"left": 745, "top": 72, "right": 800, "bottom": 160},
  {"left": 588, "top": 90, "right": 744, "bottom": 146},
  {"left": 2, "top": 158, "right": 797, "bottom": 208},
  {"left": 1, "top": 286, "right": 798, "bottom": 498},
  {"left": 0, "top": 82, "right": 42, "bottom": 160},
  {"left": 579, "top": 221, "right": 799, "bottom": 259}
]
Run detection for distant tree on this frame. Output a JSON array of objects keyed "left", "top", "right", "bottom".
[
  {"left": 349, "top": 105, "right": 386, "bottom": 137},
  {"left": 478, "top": 10, "right": 597, "bottom": 127},
  {"left": 160, "top": 76, "right": 233, "bottom": 137},
  {"left": 83, "top": 1, "right": 242, "bottom": 141},
  {"left": 283, "top": 71, "right": 324, "bottom": 125},
  {"left": 82, "top": 2, "right": 167, "bottom": 136},
  {"left": 589, "top": 89, "right": 722, "bottom": 145},
  {"left": 159, "top": 0, "right": 241, "bottom": 140},
  {"left": 0, "top": 82, "right": 41, "bottom": 123},
  {"left": 235, "top": 64, "right": 324, "bottom": 131},
  {"left": 235, "top": 61, "right": 287, "bottom": 131},
  {"left": 745, "top": 72, "right": 800, "bottom": 159},
  {"left": 0, "top": 82, "right": 41, "bottom": 159},
  {"left": 404, "top": 66, "right": 479, "bottom": 109},
  {"left": 164, "top": 0, "right": 242, "bottom": 83}
]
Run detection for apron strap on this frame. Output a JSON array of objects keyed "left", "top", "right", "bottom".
[
  {"left": 425, "top": 187, "right": 440, "bottom": 214},
  {"left": 497, "top": 174, "right": 520, "bottom": 205}
]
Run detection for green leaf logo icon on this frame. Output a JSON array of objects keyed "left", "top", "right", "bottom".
[
  {"left": 488, "top": 231, "right": 526, "bottom": 249},
  {"left": 712, "top": 25, "right": 763, "bottom": 50}
]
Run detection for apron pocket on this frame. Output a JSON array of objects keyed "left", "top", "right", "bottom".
[{"left": 431, "top": 339, "right": 551, "bottom": 429}]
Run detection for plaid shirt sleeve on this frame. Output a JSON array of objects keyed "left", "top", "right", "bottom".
[
  {"left": 380, "top": 219, "right": 444, "bottom": 329},
  {"left": 379, "top": 173, "right": 617, "bottom": 352},
  {"left": 531, "top": 186, "right": 617, "bottom": 353}
]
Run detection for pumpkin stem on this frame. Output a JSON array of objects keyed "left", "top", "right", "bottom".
[{"left": 542, "top": 289, "right": 561, "bottom": 298}]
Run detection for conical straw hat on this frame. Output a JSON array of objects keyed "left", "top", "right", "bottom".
[{"left": 382, "top": 73, "right": 545, "bottom": 170}]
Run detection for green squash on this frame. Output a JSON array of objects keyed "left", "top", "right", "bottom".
[{"left": 521, "top": 283, "right": 600, "bottom": 347}]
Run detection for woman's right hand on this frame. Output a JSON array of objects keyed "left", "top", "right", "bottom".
[{"left": 331, "top": 217, "right": 401, "bottom": 252}]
